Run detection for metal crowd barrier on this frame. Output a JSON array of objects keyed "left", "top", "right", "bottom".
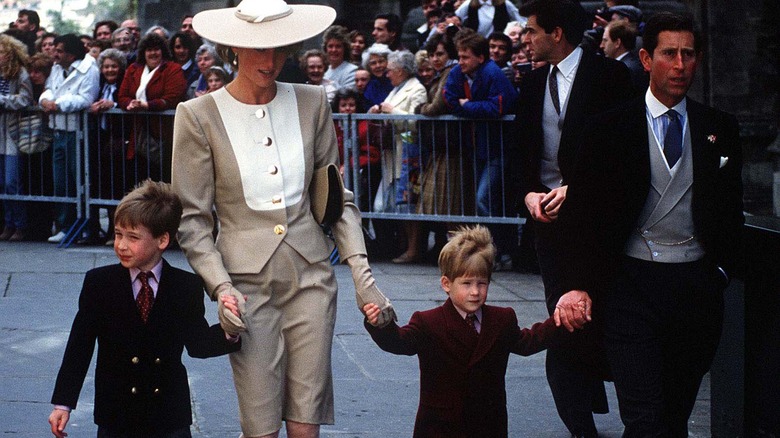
[
  {"left": 2, "top": 108, "right": 521, "bottom": 247},
  {"left": 334, "top": 112, "right": 522, "bottom": 224}
]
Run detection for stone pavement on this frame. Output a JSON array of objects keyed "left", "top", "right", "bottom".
[{"left": 0, "top": 242, "right": 711, "bottom": 437}]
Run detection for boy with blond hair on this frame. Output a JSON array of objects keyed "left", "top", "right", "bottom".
[
  {"left": 364, "top": 225, "right": 576, "bottom": 437},
  {"left": 49, "top": 180, "right": 240, "bottom": 438}
]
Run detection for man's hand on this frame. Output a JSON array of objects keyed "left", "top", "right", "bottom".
[
  {"left": 554, "top": 290, "right": 591, "bottom": 332},
  {"left": 459, "top": 98, "right": 469, "bottom": 106},
  {"left": 525, "top": 192, "right": 553, "bottom": 223},
  {"left": 48, "top": 408, "right": 70, "bottom": 438},
  {"left": 215, "top": 283, "right": 247, "bottom": 335},
  {"left": 40, "top": 99, "right": 57, "bottom": 113},
  {"left": 540, "top": 185, "right": 567, "bottom": 221}
]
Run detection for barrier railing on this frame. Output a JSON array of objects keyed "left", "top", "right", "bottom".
[
  {"left": 3, "top": 108, "right": 521, "bottom": 246},
  {"left": 333, "top": 112, "right": 522, "bottom": 224}
]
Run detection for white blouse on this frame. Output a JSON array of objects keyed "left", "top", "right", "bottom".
[{"left": 211, "top": 84, "right": 305, "bottom": 211}]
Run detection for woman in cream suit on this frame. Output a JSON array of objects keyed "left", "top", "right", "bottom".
[
  {"left": 170, "top": 2, "right": 396, "bottom": 437},
  {"left": 368, "top": 50, "right": 427, "bottom": 262}
]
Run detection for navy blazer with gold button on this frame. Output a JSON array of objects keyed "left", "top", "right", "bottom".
[{"left": 51, "top": 260, "right": 240, "bottom": 432}]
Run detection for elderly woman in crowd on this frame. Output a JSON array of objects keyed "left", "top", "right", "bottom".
[
  {"left": 171, "top": 1, "right": 395, "bottom": 436},
  {"left": 169, "top": 31, "right": 199, "bottom": 87},
  {"left": 362, "top": 43, "right": 393, "bottom": 107},
  {"left": 322, "top": 25, "right": 356, "bottom": 91},
  {"left": 0, "top": 34, "right": 33, "bottom": 242},
  {"left": 187, "top": 43, "right": 221, "bottom": 99},
  {"left": 118, "top": 32, "right": 186, "bottom": 182},
  {"left": 82, "top": 48, "right": 128, "bottom": 245},
  {"left": 300, "top": 49, "right": 337, "bottom": 102},
  {"left": 368, "top": 50, "right": 426, "bottom": 259}
]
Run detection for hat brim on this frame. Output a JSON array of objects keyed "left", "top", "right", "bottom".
[{"left": 192, "top": 4, "right": 336, "bottom": 49}]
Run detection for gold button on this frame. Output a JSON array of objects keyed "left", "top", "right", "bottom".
[
  {"left": 274, "top": 225, "right": 285, "bottom": 235},
  {"left": 154, "top": 358, "right": 161, "bottom": 365},
  {"left": 131, "top": 356, "right": 139, "bottom": 364},
  {"left": 271, "top": 195, "right": 282, "bottom": 204},
  {"left": 263, "top": 137, "right": 272, "bottom": 146},
  {"left": 268, "top": 165, "right": 278, "bottom": 175},
  {"left": 153, "top": 388, "right": 160, "bottom": 394},
  {"left": 131, "top": 387, "right": 137, "bottom": 394},
  {"left": 255, "top": 108, "right": 266, "bottom": 118}
]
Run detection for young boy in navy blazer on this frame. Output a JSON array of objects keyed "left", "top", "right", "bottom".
[
  {"left": 48, "top": 180, "right": 240, "bottom": 438},
  {"left": 364, "top": 225, "right": 583, "bottom": 437}
]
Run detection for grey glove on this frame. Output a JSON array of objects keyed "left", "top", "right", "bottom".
[
  {"left": 346, "top": 254, "right": 397, "bottom": 327},
  {"left": 214, "top": 283, "right": 247, "bottom": 336}
]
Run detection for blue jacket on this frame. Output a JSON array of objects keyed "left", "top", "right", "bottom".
[{"left": 443, "top": 59, "right": 518, "bottom": 159}]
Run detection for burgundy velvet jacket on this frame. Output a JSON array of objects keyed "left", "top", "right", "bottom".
[{"left": 365, "top": 298, "right": 561, "bottom": 438}]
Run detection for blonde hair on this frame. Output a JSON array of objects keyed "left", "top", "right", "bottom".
[
  {"left": 438, "top": 225, "right": 496, "bottom": 281},
  {"left": 0, "top": 34, "right": 30, "bottom": 79},
  {"left": 114, "top": 180, "right": 182, "bottom": 242}
]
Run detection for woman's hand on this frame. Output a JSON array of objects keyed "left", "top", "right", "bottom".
[{"left": 126, "top": 99, "right": 149, "bottom": 111}]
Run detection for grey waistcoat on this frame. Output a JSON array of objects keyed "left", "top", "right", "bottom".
[{"left": 624, "top": 122, "right": 706, "bottom": 263}]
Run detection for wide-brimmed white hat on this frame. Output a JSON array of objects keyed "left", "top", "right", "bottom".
[{"left": 192, "top": 0, "right": 336, "bottom": 49}]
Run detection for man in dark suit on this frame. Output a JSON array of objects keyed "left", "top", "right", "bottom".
[
  {"left": 558, "top": 12, "right": 744, "bottom": 436},
  {"left": 601, "top": 21, "right": 649, "bottom": 94},
  {"left": 512, "top": 0, "right": 633, "bottom": 436},
  {"left": 49, "top": 181, "right": 240, "bottom": 438}
]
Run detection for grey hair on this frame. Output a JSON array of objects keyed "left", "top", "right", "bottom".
[
  {"left": 362, "top": 43, "right": 391, "bottom": 69},
  {"left": 196, "top": 43, "right": 222, "bottom": 64},
  {"left": 97, "top": 48, "right": 127, "bottom": 71},
  {"left": 144, "top": 25, "right": 170, "bottom": 39},
  {"left": 387, "top": 50, "right": 416, "bottom": 77},
  {"left": 112, "top": 27, "right": 129, "bottom": 39}
]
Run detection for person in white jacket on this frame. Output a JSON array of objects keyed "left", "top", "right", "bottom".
[{"left": 39, "top": 34, "right": 99, "bottom": 243}]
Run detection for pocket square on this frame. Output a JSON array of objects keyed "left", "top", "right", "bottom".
[{"left": 719, "top": 156, "right": 729, "bottom": 168}]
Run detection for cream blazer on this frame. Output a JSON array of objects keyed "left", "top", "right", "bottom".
[
  {"left": 171, "top": 84, "right": 366, "bottom": 295},
  {"left": 383, "top": 76, "right": 427, "bottom": 179}
]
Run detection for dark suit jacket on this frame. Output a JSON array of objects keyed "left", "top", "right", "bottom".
[
  {"left": 558, "top": 96, "right": 744, "bottom": 295},
  {"left": 619, "top": 51, "right": 649, "bottom": 95},
  {"left": 51, "top": 260, "right": 240, "bottom": 432},
  {"left": 513, "top": 49, "right": 633, "bottom": 203},
  {"left": 365, "top": 298, "right": 560, "bottom": 438}
]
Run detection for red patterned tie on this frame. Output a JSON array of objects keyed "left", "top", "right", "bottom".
[
  {"left": 466, "top": 313, "right": 479, "bottom": 334},
  {"left": 136, "top": 271, "right": 154, "bottom": 323}
]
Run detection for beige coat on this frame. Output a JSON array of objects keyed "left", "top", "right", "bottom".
[{"left": 171, "top": 84, "right": 366, "bottom": 295}]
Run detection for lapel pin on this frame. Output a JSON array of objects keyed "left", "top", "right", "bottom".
[{"left": 707, "top": 134, "right": 717, "bottom": 143}]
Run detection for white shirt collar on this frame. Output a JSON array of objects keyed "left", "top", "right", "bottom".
[
  {"left": 645, "top": 87, "right": 687, "bottom": 119},
  {"left": 554, "top": 46, "right": 582, "bottom": 79},
  {"left": 615, "top": 51, "right": 628, "bottom": 61},
  {"left": 130, "top": 258, "right": 163, "bottom": 283}
]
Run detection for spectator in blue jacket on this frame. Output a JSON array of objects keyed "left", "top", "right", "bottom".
[{"left": 444, "top": 28, "right": 518, "bottom": 269}]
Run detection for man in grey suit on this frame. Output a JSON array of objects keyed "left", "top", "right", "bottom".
[{"left": 559, "top": 12, "right": 744, "bottom": 436}]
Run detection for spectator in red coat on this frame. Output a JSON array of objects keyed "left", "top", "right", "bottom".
[{"left": 118, "top": 33, "right": 186, "bottom": 182}]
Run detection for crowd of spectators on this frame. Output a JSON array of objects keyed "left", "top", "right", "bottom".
[{"left": 0, "top": 0, "right": 649, "bottom": 272}]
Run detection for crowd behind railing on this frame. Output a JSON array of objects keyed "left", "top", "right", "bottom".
[{"left": 0, "top": 3, "right": 546, "bottom": 267}]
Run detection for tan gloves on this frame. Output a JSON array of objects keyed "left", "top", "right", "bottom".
[
  {"left": 346, "top": 254, "right": 396, "bottom": 327},
  {"left": 214, "top": 282, "right": 247, "bottom": 336}
]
